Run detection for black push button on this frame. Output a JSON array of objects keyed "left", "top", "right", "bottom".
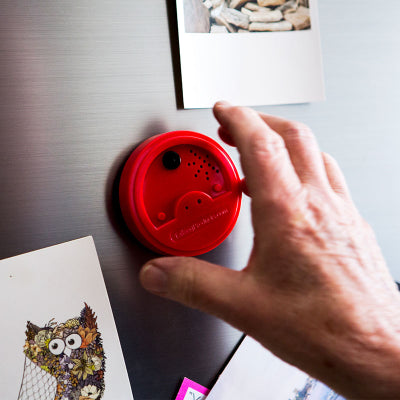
[{"left": 162, "top": 151, "right": 181, "bottom": 170}]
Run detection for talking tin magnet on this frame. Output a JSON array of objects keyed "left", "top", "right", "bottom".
[{"left": 119, "top": 131, "right": 242, "bottom": 256}]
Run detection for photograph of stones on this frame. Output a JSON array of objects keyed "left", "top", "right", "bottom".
[{"left": 184, "top": 0, "right": 311, "bottom": 33}]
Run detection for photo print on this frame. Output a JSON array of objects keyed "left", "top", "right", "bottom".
[
  {"left": 207, "top": 337, "right": 345, "bottom": 400},
  {"left": 184, "top": 0, "right": 311, "bottom": 33},
  {"left": 290, "top": 377, "right": 346, "bottom": 400},
  {"left": 175, "top": 0, "right": 324, "bottom": 108}
]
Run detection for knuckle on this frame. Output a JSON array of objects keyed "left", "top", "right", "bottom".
[
  {"left": 248, "top": 130, "right": 285, "bottom": 159},
  {"left": 283, "top": 121, "right": 315, "bottom": 142},
  {"left": 361, "top": 219, "right": 376, "bottom": 238},
  {"left": 176, "top": 261, "right": 198, "bottom": 307}
]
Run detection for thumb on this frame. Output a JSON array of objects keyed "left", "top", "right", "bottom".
[{"left": 139, "top": 256, "right": 250, "bottom": 322}]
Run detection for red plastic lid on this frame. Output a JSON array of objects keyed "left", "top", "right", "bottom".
[{"left": 119, "top": 131, "right": 242, "bottom": 256}]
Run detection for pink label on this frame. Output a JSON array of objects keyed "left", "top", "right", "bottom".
[{"left": 175, "top": 377, "right": 210, "bottom": 400}]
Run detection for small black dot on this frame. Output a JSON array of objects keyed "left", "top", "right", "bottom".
[
  {"left": 216, "top": 170, "right": 220, "bottom": 173},
  {"left": 203, "top": 160, "right": 206, "bottom": 163},
  {"left": 185, "top": 206, "right": 189, "bottom": 210},
  {"left": 188, "top": 163, "right": 191, "bottom": 166},
  {"left": 205, "top": 172, "right": 208, "bottom": 175},
  {"left": 197, "top": 170, "right": 200, "bottom": 173},
  {"left": 200, "top": 165, "right": 203, "bottom": 168},
  {"left": 206, "top": 155, "right": 209, "bottom": 158},
  {"left": 198, "top": 156, "right": 201, "bottom": 160},
  {"left": 197, "top": 199, "right": 202, "bottom": 204},
  {"left": 194, "top": 153, "right": 197, "bottom": 156},
  {"left": 162, "top": 151, "right": 181, "bottom": 170},
  {"left": 190, "top": 150, "right": 193, "bottom": 153},
  {"left": 212, "top": 166, "right": 215, "bottom": 170},
  {"left": 193, "top": 162, "right": 196, "bottom": 165},
  {"left": 195, "top": 174, "right": 198, "bottom": 177},
  {"left": 208, "top": 163, "right": 211, "bottom": 167},
  {"left": 206, "top": 177, "right": 210, "bottom": 180}
]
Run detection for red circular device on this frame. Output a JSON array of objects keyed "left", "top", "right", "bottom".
[{"left": 119, "top": 131, "right": 242, "bottom": 256}]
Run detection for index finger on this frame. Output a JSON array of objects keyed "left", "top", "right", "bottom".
[{"left": 213, "top": 102, "right": 302, "bottom": 204}]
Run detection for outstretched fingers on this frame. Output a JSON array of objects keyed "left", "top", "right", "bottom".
[
  {"left": 258, "top": 113, "right": 331, "bottom": 190},
  {"left": 322, "top": 152, "right": 354, "bottom": 203},
  {"left": 213, "top": 102, "right": 302, "bottom": 205}
]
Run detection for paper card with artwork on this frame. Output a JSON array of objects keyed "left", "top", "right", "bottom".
[
  {"left": 206, "top": 336, "right": 346, "bottom": 400},
  {"left": 175, "top": 0, "right": 325, "bottom": 108},
  {"left": 0, "top": 237, "right": 134, "bottom": 400}
]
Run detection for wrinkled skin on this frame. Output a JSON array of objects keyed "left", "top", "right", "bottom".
[{"left": 140, "top": 102, "right": 400, "bottom": 399}]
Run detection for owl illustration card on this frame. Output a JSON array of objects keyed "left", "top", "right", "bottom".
[{"left": 0, "top": 237, "right": 134, "bottom": 400}]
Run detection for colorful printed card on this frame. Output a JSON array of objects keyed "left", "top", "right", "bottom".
[
  {"left": 0, "top": 237, "right": 134, "bottom": 400},
  {"left": 176, "top": 377, "right": 209, "bottom": 400}
]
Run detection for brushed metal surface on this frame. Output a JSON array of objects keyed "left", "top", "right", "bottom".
[{"left": 1, "top": 1, "right": 400, "bottom": 399}]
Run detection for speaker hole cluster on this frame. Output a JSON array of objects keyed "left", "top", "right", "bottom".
[{"left": 189, "top": 149, "right": 219, "bottom": 180}]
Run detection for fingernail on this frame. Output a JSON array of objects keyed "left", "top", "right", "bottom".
[
  {"left": 215, "top": 100, "right": 231, "bottom": 108},
  {"left": 140, "top": 264, "right": 168, "bottom": 294}
]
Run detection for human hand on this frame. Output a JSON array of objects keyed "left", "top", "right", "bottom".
[{"left": 139, "top": 102, "right": 400, "bottom": 399}]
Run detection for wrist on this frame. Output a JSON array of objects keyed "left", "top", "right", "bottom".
[{"left": 325, "top": 307, "right": 400, "bottom": 399}]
